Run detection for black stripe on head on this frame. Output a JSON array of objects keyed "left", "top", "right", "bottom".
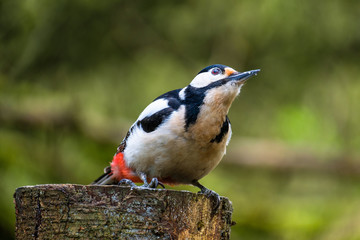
[
  {"left": 210, "top": 116, "right": 230, "bottom": 143},
  {"left": 198, "top": 64, "right": 228, "bottom": 74}
]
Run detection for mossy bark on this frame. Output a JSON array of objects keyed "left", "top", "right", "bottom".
[{"left": 14, "top": 184, "right": 233, "bottom": 239}]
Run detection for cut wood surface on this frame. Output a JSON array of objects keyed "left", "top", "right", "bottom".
[{"left": 14, "top": 184, "right": 233, "bottom": 239}]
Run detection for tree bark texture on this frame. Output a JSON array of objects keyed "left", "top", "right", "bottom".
[{"left": 14, "top": 184, "right": 233, "bottom": 239}]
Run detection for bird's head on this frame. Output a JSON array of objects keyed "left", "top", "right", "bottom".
[
  {"left": 177, "top": 64, "right": 260, "bottom": 136},
  {"left": 190, "top": 64, "right": 260, "bottom": 89},
  {"left": 186, "top": 64, "right": 260, "bottom": 105}
]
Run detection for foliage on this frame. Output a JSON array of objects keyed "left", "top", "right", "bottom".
[{"left": 1, "top": 0, "right": 359, "bottom": 239}]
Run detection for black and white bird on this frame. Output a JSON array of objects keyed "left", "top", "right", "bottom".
[{"left": 93, "top": 64, "right": 260, "bottom": 206}]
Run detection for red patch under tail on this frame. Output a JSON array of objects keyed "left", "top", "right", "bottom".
[
  {"left": 110, "top": 152, "right": 179, "bottom": 186},
  {"left": 110, "top": 152, "right": 142, "bottom": 183}
]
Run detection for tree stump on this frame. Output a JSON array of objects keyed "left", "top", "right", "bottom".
[{"left": 14, "top": 184, "right": 233, "bottom": 239}]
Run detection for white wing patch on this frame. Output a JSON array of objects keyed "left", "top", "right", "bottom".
[
  {"left": 137, "top": 98, "right": 169, "bottom": 121},
  {"left": 179, "top": 88, "right": 186, "bottom": 100}
]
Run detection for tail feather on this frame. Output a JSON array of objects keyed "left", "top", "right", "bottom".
[
  {"left": 91, "top": 166, "right": 117, "bottom": 185},
  {"left": 92, "top": 152, "right": 141, "bottom": 185}
]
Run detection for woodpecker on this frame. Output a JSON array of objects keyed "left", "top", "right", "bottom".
[{"left": 93, "top": 64, "right": 259, "bottom": 207}]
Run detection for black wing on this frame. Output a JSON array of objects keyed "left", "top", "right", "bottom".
[
  {"left": 117, "top": 89, "right": 182, "bottom": 153},
  {"left": 137, "top": 88, "right": 182, "bottom": 133}
]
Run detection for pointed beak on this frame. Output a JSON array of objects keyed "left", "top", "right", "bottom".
[{"left": 227, "top": 69, "right": 260, "bottom": 83}]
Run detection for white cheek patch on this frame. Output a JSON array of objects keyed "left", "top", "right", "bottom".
[
  {"left": 190, "top": 72, "right": 225, "bottom": 88},
  {"left": 137, "top": 98, "right": 169, "bottom": 121}
]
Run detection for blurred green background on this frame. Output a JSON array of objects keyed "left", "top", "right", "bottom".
[{"left": 1, "top": 0, "right": 360, "bottom": 239}]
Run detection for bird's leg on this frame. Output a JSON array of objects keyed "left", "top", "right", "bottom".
[
  {"left": 192, "top": 180, "right": 220, "bottom": 210},
  {"left": 139, "top": 172, "right": 165, "bottom": 189},
  {"left": 118, "top": 179, "right": 137, "bottom": 188}
]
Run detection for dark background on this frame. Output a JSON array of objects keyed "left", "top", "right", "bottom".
[{"left": 1, "top": 0, "right": 360, "bottom": 239}]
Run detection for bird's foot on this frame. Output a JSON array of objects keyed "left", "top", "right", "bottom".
[
  {"left": 199, "top": 188, "right": 221, "bottom": 210},
  {"left": 192, "top": 180, "right": 221, "bottom": 211},
  {"left": 118, "top": 179, "right": 137, "bottom": 188},
  {"left": 141, "top": 177, "right": 165, "bottom": 189},
  {"left": 118, "top": 177, "right": 166, "bottom": 190}
]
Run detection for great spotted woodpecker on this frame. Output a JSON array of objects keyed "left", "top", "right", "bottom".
[{"left": 93, "top": 64, "right": 260, "bottom": 206}]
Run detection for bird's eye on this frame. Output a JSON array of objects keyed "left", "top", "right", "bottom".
[{"left": 211, "top": 68, "right": 222, "bottom": 75}]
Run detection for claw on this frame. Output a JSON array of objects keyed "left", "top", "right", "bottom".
[
  {"left": 158, "top": 181, "right": 166, "bottom": 189},
  {"left": 147, "top": 178, "right": 158, "bottom": 188},
  {"left": 118, "top": 179, "right": 137, "bottom": 188},
  {"left": 144, "top": 177, "right": 166, "bottom": 189},
  {"left": 192, "top": 180, "right": 221, "bottom": 211},
  {"left": 198, "top": 188, "right": 221, "bottom": 210},
  {"left": 138, "top": 172, "right": 166, "bottom": 189},
  {"left": 118, "top": 178, "right": 165, "bottom": 189}
]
